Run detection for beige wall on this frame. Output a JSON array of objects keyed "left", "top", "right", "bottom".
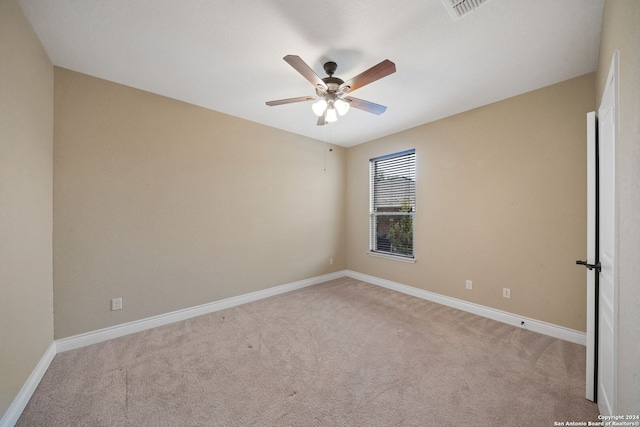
[
  {"left": 53, "top": 68, "right": 346, "bottom": 338},
  {"left": 0, "top": 0, "right": 54, "bottom": 418},
  {"left": 596, "top": 0, "right": 640, "bottom": 414},
  {"left": 346, "top": 74, "right": 595, "bottom": 332}
]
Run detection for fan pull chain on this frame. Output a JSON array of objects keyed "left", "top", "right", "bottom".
[{"left": 324, "top": 125, "right": 333, "bottom": 172}]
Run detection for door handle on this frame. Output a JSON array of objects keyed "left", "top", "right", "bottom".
[{"left": 576, "top": 260, "right": 601, "bottom": 273}]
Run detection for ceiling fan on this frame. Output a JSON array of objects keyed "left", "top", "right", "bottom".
[{"left": 266, "top": 55, "right": 396, "bottom": 125}]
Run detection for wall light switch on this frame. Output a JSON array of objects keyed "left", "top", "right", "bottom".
[{"left": 111, "top": 297, "right": 123, "bottom": 311}]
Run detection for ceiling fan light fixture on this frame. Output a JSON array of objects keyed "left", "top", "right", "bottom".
[
  {"left": 312, "top": 99, "right": 327, "bottom": 116},
  {"left": 326, "top": 106, "right": 338, "bottom": 123},
  {"left": 266, "top": 55, "right": 396, "bottom": 126},
  {"left": 334, "top": 98, "right": 350, "bottom": 116}
]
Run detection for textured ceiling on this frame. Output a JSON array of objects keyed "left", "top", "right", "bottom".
[{"left": 19, "top": 0, "right": 605, "bottom": 147}]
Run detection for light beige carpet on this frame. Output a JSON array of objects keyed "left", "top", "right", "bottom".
[{"left": 18, "top": 277, "right": 599, "bottom": 426}]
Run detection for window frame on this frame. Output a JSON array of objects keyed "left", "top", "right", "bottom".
[{"left": 369, "top": 149, "right": 416, "bottom": 261}]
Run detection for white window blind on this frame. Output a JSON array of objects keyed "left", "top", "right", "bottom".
[{"left": 370, "top": 149, "right": 416, "bottom": 258}]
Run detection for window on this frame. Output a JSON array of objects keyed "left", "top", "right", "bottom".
[{"left": 370, "top": 149, "right": 416, "bottom": 259}]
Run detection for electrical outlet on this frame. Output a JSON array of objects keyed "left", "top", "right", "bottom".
[
  {"left": 502, "top": 288, "right": 511, "bottom": 299},
  {"left": 465, "top": 280, "right": 472, "bottom": 290},
  {"left": 111, "top": 297, "right": 122, "bottom": 311},
  {"left": 329, "top": 258, "right": 334, "bottom": 265}
]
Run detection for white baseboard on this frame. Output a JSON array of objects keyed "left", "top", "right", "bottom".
[
  {"left": 0, "top": 342, "right": 56, "bottom": 427},
  {"left": 55, "top": 268, "right": 586, "bottom": 352},
  {"left": 56, "top": 270, "right": 347, "bottom": 353},
  {"left": 345, "top": 270, "right": 586, "bottom": 346}
]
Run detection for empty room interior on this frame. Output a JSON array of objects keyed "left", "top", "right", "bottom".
[{"left": 2, "top": 0, "right": 639, "bottom": 425}]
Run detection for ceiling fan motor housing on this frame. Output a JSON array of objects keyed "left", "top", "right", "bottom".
[
  {"left": 317, "top": 80, "right": 343, "bottom": 97},
  {"left": 317, "top": 68, "right": 350, "bottom": 116},
  {"left": 319, "top": 61, "right": 349, "bottom": 96}
]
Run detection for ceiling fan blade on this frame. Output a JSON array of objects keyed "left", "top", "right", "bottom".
[
  {"left": 317, "top": 110, "right": 327, "bottom": 126},
  {"left": 283, "top": 55, "right": 327, "bottom": 90},
  {"left": 266, "top": 96, "right": 315, "bottom": 106},
  {"left": 344, "top": 96, "right": 387, "bottom": 115},
  {"left": 340, "top": 59, "right": 396, "bottom": 93}
]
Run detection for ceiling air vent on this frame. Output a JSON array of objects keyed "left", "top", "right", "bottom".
[{"left": 440, "top": 0, "right": 491, "bottom": 21}]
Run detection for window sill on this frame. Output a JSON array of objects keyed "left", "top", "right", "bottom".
[{"left": 367, "top": 251, "right": 416, "bottom": 263}]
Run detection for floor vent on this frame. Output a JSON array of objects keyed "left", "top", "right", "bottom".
[{"left": 440, "top": 0, "right": 491, "bottom": 21}]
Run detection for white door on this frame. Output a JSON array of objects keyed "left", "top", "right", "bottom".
[
  {"left": 597, "top": 51, "right": 618, "bottom": 417},
  {"left": 584, "top": 111, "right": 596, "bottom": 402}
]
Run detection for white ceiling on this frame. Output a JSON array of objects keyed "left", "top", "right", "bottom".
[{"left": 19, "top": 0, "right": 605, "bottom": 147}]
